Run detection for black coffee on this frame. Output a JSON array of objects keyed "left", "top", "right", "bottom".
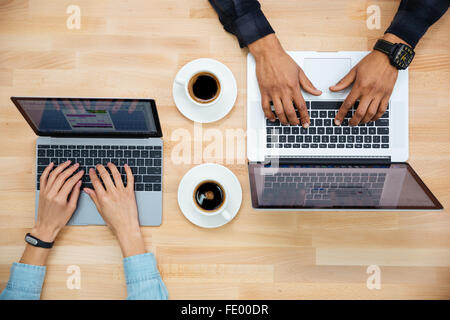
[
  {"left": 194, "top": 181, "right": 225, "bottom": 211},
  {"left": 192, "top": 75, "right": 218, "bottom": 101}
]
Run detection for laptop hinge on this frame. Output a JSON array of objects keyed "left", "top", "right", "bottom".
[{"left": 265, "top": 156, "right": 391, "bottom": 165}]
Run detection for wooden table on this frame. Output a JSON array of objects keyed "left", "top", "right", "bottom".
[{"left": 0, "top": 0, "right": 449, "bottom": 299}]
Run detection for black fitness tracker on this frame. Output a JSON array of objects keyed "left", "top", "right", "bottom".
[
  {"left": 25, "top": 233, "right": 54, "bottom": 249},
  {"left": 373, "top": 39, "right": 415, "bottom": 70}
]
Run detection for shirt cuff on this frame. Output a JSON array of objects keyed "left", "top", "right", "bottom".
[
  {"left": 6, "top": 262, "right": 46, "bottom": 295},
  {"left": 385, "top": 2, "right": 449, "bottom": 48},
  {"left": 233, "top": 7, "right": 275, "bottom": 48},
  {"left": 386, "top": 15, "right": 428, "bottom": 48},
  {"left": 123, "top": 252, "right": 161, "bottom": 284}
]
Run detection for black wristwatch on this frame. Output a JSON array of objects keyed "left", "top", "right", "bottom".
[
  {"left": 373, "top": 39, "right": 415, "bottom": 70},
  {"left": 25, "top": 233, "right": 54, "bottom": 249}
]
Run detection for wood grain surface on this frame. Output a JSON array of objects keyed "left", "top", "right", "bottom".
[{"left": 0, "top": 0, "right": 449, "bottom": 299}]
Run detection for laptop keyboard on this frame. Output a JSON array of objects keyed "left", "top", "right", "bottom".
[
  {"left": 263, "top": 171, "right": 386, "bottom": 206},
  {"left": 36, "top": 144, "right": 162, "bottom": 192},
  {"left": 266, "top": 101, "right": 389, "bottom": 149}
]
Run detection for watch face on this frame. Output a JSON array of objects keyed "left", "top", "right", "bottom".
[
  {"left": 393, "top": 44, "right": 414, "bottom": 70},
  {"left": 25, "top": 235, "right": 38, "bottom": 245}
]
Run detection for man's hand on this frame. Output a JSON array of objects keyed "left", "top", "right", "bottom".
[
  {"left": 249, "top": 34, "right": 322, "bottom": 126},
  {"left": 84, "top": 163, "right": 145, "bottom": 257},
  {"left": 32, "top": 161, "right": 83, "bottom": 242},
  {"left": 330, "top": 33, "right": 407, "bottom": 126}
]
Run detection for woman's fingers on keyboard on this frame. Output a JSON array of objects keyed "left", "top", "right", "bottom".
[
  {"left": 89, "top": 167, "right": 106, "bottom": 195},
  {"left": 60, "top": 169, "right": 84, "bottom": 198},
  {"left": 83, "top": 187, "right": 100, "bottom": 209},
  {"left": 108, "top": 162, "right": 124, "bottom": 189},
  {"left": 40, "top": 162, "right": 54, "bottom": 191},
  {"left": 96, "top": 164, "right": 115, "bottom": 191},
  {"left": 46, "top": 160, "right": 72, "bottom": 188},
  {"left": 48, "top": 162, "right": 79, "bottom": 196},
  {"left": 124, "top": 164, "right": 134, "bottom": 191}
]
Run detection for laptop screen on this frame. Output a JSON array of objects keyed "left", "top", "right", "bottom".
[
  {"left": 12, "top": 97, "right": 161, "bottom": 137},
  {"left": 248, "top": 162, "right": 442, "bottom": 210}
]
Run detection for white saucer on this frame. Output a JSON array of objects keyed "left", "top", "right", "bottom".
[
  {"left": 177, "top": 163, "right": 242, "bottom": 228},
  {"left": 172, "top": 58, "right": 237, "bottom": 123}
]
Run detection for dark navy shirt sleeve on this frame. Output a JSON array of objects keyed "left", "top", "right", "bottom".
[
  {"left": 386, "top": 0, "right": 449, "bottom": 48},
  {"left": 208, "top": 0, "right": 275, "bottom": 48}
]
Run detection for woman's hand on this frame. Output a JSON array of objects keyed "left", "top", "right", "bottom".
[
  {"left": 20, "top": 160, "right": 83, "bottom": 266},
  {"left": 84, "top": 163, "right": 145, "bottom": 257},
  {"left": 32, "top": 161, "right": 83, "bottom": 242}
]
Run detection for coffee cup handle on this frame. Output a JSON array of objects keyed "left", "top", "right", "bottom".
[
  {"left": 221, "top": 209, "right": 232, "bottom": 221},
  {"left": 175, "top": 76, "right": 185, "bottom": 86}
]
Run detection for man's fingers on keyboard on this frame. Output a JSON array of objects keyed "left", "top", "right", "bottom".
[
  {"left": 299, "top": 69, "right": 322, "bottom": 96},
  {"left": 282, "top": 96, "right": 299, "bottom": 125},
  {"left": 40, "top": 162, "right": 54, "bottom": 191},
  {"left": 329, "top": 67, "right": 356, "bottom": 92},
  {"left": 335, "top": 90, "right": 358, "bottom": 125},
  {"left": 361, "top": 98, "right": 381, "bottom": 123},
  {"left": 349, "top": 96, "right": 371, "bottom": 126},
  {"left": 372, "top": 96, "right": 389, "bottom": 121},
  {"left": 273, "top": 98, "right": 288, "bottom": 125},
  {"left": 262, "top": 94, "right": 275, "bottom": 121},
  {"left": 293, "top": 93, "right": 310, "bottom": 128}
]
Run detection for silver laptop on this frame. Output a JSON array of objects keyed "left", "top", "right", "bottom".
[
  {"left": 246, "top": 51, "right": 442, "bottom": 210},
  {"left": 12, "top": 97, "right": 164, "bottom": 225}
]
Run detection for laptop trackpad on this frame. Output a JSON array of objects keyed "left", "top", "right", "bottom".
[{"left": 303, "top": 58, "right": 352, "bottom": 95}]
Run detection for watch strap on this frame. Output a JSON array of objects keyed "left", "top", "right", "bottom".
[
  {"left": 25, "top": 233, "right": 54, "bottom": 249},
  {"left": 373, "top": 39, "right": 396, "bottom": 56}
]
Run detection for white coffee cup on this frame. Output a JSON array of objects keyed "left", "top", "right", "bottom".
[
  {"left": 191, "top": 179, "right": 231, "bottom": 221},
  {"left": 175, "top": 70, "right": 222, "bottom": 107}
]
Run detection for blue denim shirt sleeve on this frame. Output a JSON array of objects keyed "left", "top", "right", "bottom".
[
  {"left": 209, "top": 0, "right": 274, "bottom": 48},
  {"left": 0, "top": 262, "right": 46, "bottom": 300},
  {"left": 123, "top": 252, "right": 168, "bottom": 300},
  {"left": 1, "top": 253, "right": 167, "bottom": 300}
]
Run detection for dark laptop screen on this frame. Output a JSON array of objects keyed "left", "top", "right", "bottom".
[
  {"left": 249, "top": 163, "right": 442, "bottom": 210},
  {"left": 12, "top": 97, "right": 160, "bottom": 137}
]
